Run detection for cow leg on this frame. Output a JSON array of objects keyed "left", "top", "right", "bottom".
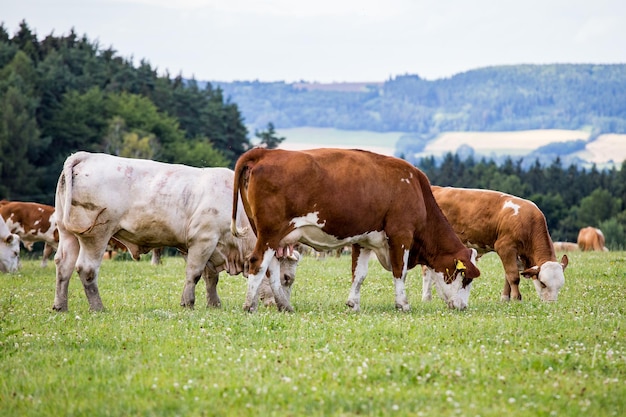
[
  {"left": 495, "top": 244, "right": 522, "bottom": 301},
  {"left": 267, "top": 256, "right": 294, "bottom": 312},
  {"left": 202, "top": 266, "right": 221, "bottom": 308},
  {"left": 41, "top": 243, "right": 55, "bottom": 268},
  {"left": 74, "top": 238, "right": 108, "bottom": 311},
  {"left": 53, "top": 231, "right": 80, "bottom": 312},
  {"left": 181, "top": 240, "right": 218, "bottom": 308},
  {"left": 421, "top": 265, "right": 433, "bottom": 302},
  {"left": 388, "top": 237, "right": 412, "bottom": 311},
  {"left": 346, "top": 246, "right": 371, "bottom": 312},
  {"left": 151, "top": 248, "right": 162, "bottom": 265},
  {"left": 244, "top": 248, "right": 276, "bottom": 313}
]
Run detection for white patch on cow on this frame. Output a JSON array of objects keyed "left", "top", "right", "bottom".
[
  {"left": 533, "top": 261, "right": 565, "bottom": 301},
  {"left": 283, "top": 214, "right": 388, "bottom": 258},
  {"left": 503, "top": 200, "right": 521, "bottom": 216},
  {"left": 34, "top": 220, "right": 41, "bottom": 226},
  {"left": 400, "top": 172, "right": 413, "bottom": 184},
  {"left": 290, "top": 212, "right": 325, "bottom": 228}
]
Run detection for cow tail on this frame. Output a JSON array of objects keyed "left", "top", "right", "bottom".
[
  {"left": 59, "top": 152, "right": 83, "bottom": 223},
  {"left": 231, "top": 153, "right": 251, "bottom": 238}
]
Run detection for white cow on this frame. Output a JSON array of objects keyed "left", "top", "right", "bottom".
[
  {"left": 53, "top": 152, "right": 299, "bottom": 312},
  {"left": 0, "top": 216, "right": 20, "bottom": 273}
]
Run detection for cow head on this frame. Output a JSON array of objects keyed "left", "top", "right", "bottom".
[
  {"left": 259, "top": 250, "right": 301, "bottom": 307},
  {"left": 426, "top": 248, "right": 480, "bottom": 310},
  {"left": 277, "top": 250, "right": 301, "bottom": 301},
  {"left": 521, "top": 254, "right": 568, "bottom": 301},
  {"left": 0, "top": 233, "right": 20, "bottom": 273}
]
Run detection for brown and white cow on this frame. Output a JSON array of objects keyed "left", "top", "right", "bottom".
[
  {"left": 553, "top": 241, "right": 579, "bottom": 252},
  {"left": 0, "top": 201, "right": 58, "bottom": 267},
  {"left": 231, "top": 148, "right": 480, "bottom": 313},
  {"left": 577, "top": 227, "right": 609, "bottom": 251},
  {"left": 423, "top": 186, "right": 568, "bottom": 302},
  {"left": 53, "top": 152, "right": 299, "bottom": 312},
  {"left": 0, "top": 215, "right": 20, "bottom": 273}
]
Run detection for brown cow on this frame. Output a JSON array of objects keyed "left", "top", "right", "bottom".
[
  {"left": 577, "top": 227, "right": 608, "bottom": 251},
  {"left": 231, "top": 148, "right": 480, "bottom": 313},
  {"left": 0, "top": 201, "right": 58, "bottom": 267},
  {"left": 423, "top": 186, "right": 568, "bottom": 302},
  {"left": 553, "top": 242, "right": 579, "bottom": 252}
]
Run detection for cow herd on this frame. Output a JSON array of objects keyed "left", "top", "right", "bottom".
[{"left": 0, "top": 148, "right": 610, "bottom": 313}]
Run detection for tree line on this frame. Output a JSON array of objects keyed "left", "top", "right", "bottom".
[
  {"left": 417, "top": 154, "right": 626, "bottom": 248},
  {"left": 0, "top": 21, "right": 256, "bottom": 204}
]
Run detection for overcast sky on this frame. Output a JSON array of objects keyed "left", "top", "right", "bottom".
[{"left": 3, "top": 0, "right": 625, "bottom": 83}]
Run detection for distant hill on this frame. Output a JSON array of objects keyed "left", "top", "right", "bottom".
[{"left": 205, "top": 64, "right": 626, "bottom": 167}]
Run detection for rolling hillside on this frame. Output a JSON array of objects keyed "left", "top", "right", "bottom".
[{"left": 210, "top": 64, "right": 626, "bottom": 167}]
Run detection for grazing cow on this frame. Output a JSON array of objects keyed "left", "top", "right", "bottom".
[
  {"left": 0, "top": 216, "right": 20, "bottom": 273},
  {"left": 577, "top": 227, "right": 609, "bottom": 252},
  {"left": 553, "top": 242, "right": 579, "bottom": 252},
  {"left": 231, "top": 148, "right": 480, "bottom": 313},
  {"left": 52, "top": 152, "right": 299, "bottom": 312},
  {"left": 0, "top": 201, "right": 58, "bottom": 267},
  {"left": 423, "top": 186, "right": 568, "bottom": 302}
]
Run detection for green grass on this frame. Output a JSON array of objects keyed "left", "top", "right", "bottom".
[{"left": 1, "top": 251, "right": 625, "bottom": 416}]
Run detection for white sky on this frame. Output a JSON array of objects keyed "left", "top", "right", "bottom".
[{"left": 3, "top": 0, "right": 625, "bottom": 83}]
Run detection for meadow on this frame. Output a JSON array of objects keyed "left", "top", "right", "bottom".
[{"left": 1, "top": 251, "right": 624, "bottom": 416}]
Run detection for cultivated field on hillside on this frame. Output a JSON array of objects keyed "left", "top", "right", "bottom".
[
  {"left": 276, "top": 127, "right": 626, "bottom": 166},
  {"left": 422, "top": 129, "right": 591, "bottom": 156},
  {"left": 1, "top": 252, "right": 625, "bottom": 416},
  {"left": 572, "top": 134, "right": 626, "bottom": 164}
]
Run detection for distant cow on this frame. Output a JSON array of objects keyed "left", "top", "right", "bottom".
[
  {"left": 0, "top": 216, "right": 20, "bottom": 273},
  {"left": 0, "top": 201, "right": 58, "bottom": 267},
  {"left": 231, "top": 148, "right": 480, "bottom": 313},
  {"left": 577, "top": 227, "right": 608, "bottom": 252},
  {"left": 53, "top": 152, "right": 299, "bottom": 312},
  {"left": 553, "top": 242, "right": 579, "bottom": 252},
  {"left": 423, "top": 186, "right": 568, "bottom": 302}
]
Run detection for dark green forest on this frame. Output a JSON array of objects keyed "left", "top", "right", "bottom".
[
  {"left": 214, "top": 65, "right": 626, "bottom": 135},
  {"left": 0, "top": 21, "right": 250, "bottom": 204},
  {"left": 0, "top": 21, "right": 624, "bottom": 247}
]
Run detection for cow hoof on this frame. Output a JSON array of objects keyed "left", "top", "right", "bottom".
[
  {"left": 395, "top": 303, "right": 411, "bottom": 312},
  {"left": 500, "top": 295, "right": 511, "bottom": 302},
  {"left": 52, "top": 305, "right": 68, "bottom": 313},
  {"left": 243, "top": 304, "right": 256, "bottom": 313},
  {"left": 345, "top": 300, "right": 360, "bottom": 312},
  {"left": 277, "top": 304, "right": 294, "bottom": 313}
]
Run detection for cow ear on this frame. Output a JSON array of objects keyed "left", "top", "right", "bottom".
[
  {"left": 560, "top": 254, "right": 569, "bottom": 271},
  {"left": 521, "top": 266, "right": 540, "bottom": 279}
]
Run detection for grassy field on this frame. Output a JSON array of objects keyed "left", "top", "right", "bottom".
[{"left": 1, "top": 251, "right": 625, "bottom": 416}]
